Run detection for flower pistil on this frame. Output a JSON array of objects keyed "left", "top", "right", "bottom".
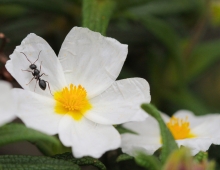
[{"left": 54, "top": 84, "right": 92, "bottom": 121}]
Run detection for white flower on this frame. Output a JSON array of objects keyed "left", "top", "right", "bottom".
[
  {"left": 6, "top": 27, "right": 151, "bottom": 158},
  {"left": 0, "top": 80, "right": 16, "bottom": 126},
  {"left": 121, "top": 110, "right": 220, "bottom": 156}
]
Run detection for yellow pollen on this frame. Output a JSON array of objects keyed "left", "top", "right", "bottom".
[
  {"left": 166, "top": 116, "right": 196, "bottom": 140},
  {"left": 54, "top": 84, "right": 92, "bottom": 121}
]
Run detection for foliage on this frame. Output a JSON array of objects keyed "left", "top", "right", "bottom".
[
  {"left": 0, "top": 155, "right": 80, "bottom": 170},
  {"left": 0, "top": 123, "right": 69, "bottom": 156}
]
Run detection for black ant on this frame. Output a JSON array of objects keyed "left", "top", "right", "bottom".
[{"left": 20, "top": 51, "right": 53, "bottom": 96}]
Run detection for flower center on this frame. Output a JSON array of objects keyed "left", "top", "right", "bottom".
[
  {"left": 54, "top": 84, "right": 92, "bottom": 121},
  {"left": 166, "top": 116, "right": 195, "bottom": 140}
]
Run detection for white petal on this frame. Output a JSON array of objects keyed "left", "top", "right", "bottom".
[
  {"left": 160, "top": 112, "right": 170, "bottom": 122},
  {"left": 6, "top": 33, "right": 67, "bottom": 97},
  {"left": 58, "top": 115, "right": 120, "bottom": 158},
  {"left": 13, "top": 88, "right": 63, "bottom": 135},
  {"left": 58, "top": 27, "right": 128, "bottom": 98},
  {"left": 0, "top": 81, "right": 16, "bottom": 126},
  {"left": 121, "top": 115, "right": 161, "bottom": 156},
  {"left": 176, "top": 138, "right": 212, "bottom": 155},
  {"left": 121, "top": 134, "right": 161, "bottom": 156},
  {"left": 123, "top": 115, "right": 159, "bottom": 136},
  {"left": 85, "top": 78, "right": 150, "bottom": 125}
]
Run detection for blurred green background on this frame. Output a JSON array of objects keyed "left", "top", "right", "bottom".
[
  {"left": 1, "top": 0, "right": 220, "bottom": 169},
  {"left": 1, "top": 0, "right": 220, "bottom": 116}
]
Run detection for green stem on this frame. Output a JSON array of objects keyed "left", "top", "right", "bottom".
[
  {"left": 82, "top": 0, "right": 116, "bottom": 35},
  {"left": 141, "top": 104, "right": 178, "bottom": 164}
]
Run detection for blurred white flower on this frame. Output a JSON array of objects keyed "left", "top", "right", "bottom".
[
  {"left": 121, "top": 110, "right": 220, "bottom": 156},
  {"left": 6, "top": 27, "right": 151, "bottom": 158},
  {"left": 0, "top": 80, "right": 16, "bottom": 126}
]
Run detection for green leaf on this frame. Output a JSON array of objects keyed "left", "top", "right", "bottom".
[
  {"left": 187, "top": 40, "right": 220, "bottom": 82},
  {"left": 0, "top": 155, "right": 80, "bottom": 170},
  {"left": 194, "top": 151, "right": 208, "bottom": 163},
  {"left": 53, "top": 152, "right": 106, "bottom": 170},
  {"left": 0, "top": 5, "right": 27, "bottom": 18},
  {"left": 116, "top": 153, "right": 133, "bottom": 162},
  {"left": 141, "top": 104, "right": 178, "bottom": 164},
  {"left": 116, "top": 0, "right": 152, "bottom": 9},
  {"left": 124, "top": 13, "right": 184, "bottom": 86},
  {"left": 140, "top": 16, "right": 184, "bottom": 84},
  {"left": 0, "top": 123, "right": 69, "bottom": 156},
  {"left": 0, "top": 0, "right": 70, "bottom": 16},
  {"left": 115, "top": 125, "right": 138, "bottom": 134},
  {"left": 125, "top": 12, "right": 180, "bottom": 56},
  {"left": 163, "top": 88, "right": 209, "bottom": 115},
  {"left": 127, "top": 0, "right": 197, "bottom": 17},
  {"left": 135, "top": 152, "right": 161, "bottom": 170},
  {"left": 82, "top": 0, "right": 116, "bottom": 35}
]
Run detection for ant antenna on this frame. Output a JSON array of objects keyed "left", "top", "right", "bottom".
[
  {"left": 34, "top": 50, "right": 42, "bottom": 64},
  {"left": 20, "top": 52, "right": 32, "bottom": 64}
]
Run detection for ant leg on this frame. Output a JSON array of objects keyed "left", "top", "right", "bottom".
[
  {"left": 26, "top": 77, "right": 35, "bottom": 85},
  {"left": 22, "top": 69, "right": 32, "bottom": 73},
  {"left": 34, "top": 79, "right": 38, "bottom": 92},
  {"left": 33, "top": 50, "right": 42, "bottom": 64},
  {"left": 39, "top": 61, "right": 42, "bottom": 72},
  {"left": 39, "top": 61, "right": 48, "bottom": 76},
  {"left": 45, "top": 81, "right": 53, "bottom": 96},
  {"left": 40, "top": 73, "right": 48, "bottom": 77}
]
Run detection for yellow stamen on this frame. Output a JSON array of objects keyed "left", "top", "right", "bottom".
[
  {"left": 54, "top": 84, "right": 92, "bottom": 121},
  {"left": 166, "top": 116, "right": 196, "bottom": 140}
]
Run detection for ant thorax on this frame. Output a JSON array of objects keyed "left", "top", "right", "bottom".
[{"left": 33, "top": 69, "right": 40, "bottom": 76}]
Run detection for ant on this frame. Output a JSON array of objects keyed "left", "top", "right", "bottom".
[{"left": 20, "top": 51, "right": 53, "bottom": 96}]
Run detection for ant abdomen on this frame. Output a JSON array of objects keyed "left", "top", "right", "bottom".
[{"left": 39, "top": 79, "right": 46, "bottom": 90}]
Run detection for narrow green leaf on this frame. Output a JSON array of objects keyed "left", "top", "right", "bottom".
[
  {"left": 187, "top": 40, "right": 220, "bottom": 82},
  {"left": 0, "top": 123, "right": 69, "bottom": 156},
  {"left": 0, "top": 5, "right": 27, "bottom": 18},
  {"left": 141, "top": 104, "right": 178, "bottom": 164},
  {"left": 128, "top": 0, "right": 195, "bottom": 17},
  {"left": 1, "top": 17, "right": 44, "bottom": 36},
  {"left": 125, "top": 13, "right": 180, "bottom": 57},
  {"left": 116, "top": 153, "right": 133, "bottom": 162},
  {"left": 0, "top": 17, "right": 47, "bottom": 46},
  {"left": 82, "top": 0, "right": 116, "bottom": 35},
  {"left": 116, "top": 0, "right": 151, "bottom": 9},
  {"left": 140, "top": 16, "right": 184, "bottom": 84},
  {"left": 53, "top": 152, "right": 106, "bottom": 170},
  {"left": 135, "top": 152, "right": 161, "bottom": 170},
  {"left": 163, "top": 89, "right": 209, "bottom": 115},
  {"left": 124, "top": 13, "right": 184, "bottom": 86},
  {"left": 0, "top": 0, "right": 70, "bottom": 16},
  {"left": 115, "top": 125, "right": 137, "bottom": 134},
  {"left": 0, "top": 155, "right": 80, "bottom": 170}
]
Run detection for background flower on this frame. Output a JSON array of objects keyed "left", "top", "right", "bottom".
[
  {"left": 0, "top": 80, "right": 16, "bottom": 126},
  {"left": 121, "top": 110, "right": 220, "bottom": 156}
]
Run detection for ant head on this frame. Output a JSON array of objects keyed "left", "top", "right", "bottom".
[{"left": 30, "top": 64, "right": 37, "bottom": 70}]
